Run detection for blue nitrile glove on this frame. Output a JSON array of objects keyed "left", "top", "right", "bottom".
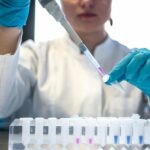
[
  {"left": 106, "top": 48, "right": 150, "bottom": 97},
  {"left": 0, "top": 0, "right": 30, "bottom": 29}
]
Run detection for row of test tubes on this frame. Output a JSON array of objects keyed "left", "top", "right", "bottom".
[{"left": 9, "top": 115, "right": 150, "bottom": 150}]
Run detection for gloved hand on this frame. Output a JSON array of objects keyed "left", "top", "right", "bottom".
[
  {"left": 105, "top": 48, "right": 150, "bottom": 96},
  {"left": 0, "top": 0, "right": 30, "bottom": 29}
]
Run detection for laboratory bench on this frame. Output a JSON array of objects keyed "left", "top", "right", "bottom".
[{"left": 0, "top": 130, "right": 9, "bottom": 150}]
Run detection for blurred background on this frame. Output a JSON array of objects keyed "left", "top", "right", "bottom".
[{"left": 35, "top": 0, "right": 150, "bottom": 49}]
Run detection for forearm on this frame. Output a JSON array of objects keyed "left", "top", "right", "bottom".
[
  {"left": 0, "top": 27, "right": 21, "bottom": 55},
  {"left": 0, "top": 40, "right": 36, "bottom": 118}
]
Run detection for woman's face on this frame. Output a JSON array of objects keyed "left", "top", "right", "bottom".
[{"left": 61, "top": 0, "right": 112, "bottom": 34}]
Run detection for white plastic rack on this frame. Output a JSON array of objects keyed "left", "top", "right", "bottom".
[{"left": 9, "top": 115, "right": 150, "bottom": 150}]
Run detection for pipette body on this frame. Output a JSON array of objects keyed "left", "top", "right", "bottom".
[{"left": 38, "top": 0, "right": 124, "bottom": 93}]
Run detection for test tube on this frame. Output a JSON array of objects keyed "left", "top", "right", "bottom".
[
  {"left": 143, "top": 119, "right": 150, "bottom": 150},
  {"left": 35, "top": 118, "right": 44, "bottom": 149},
  {"left": 48, "top": 118, "right": 57, "bottom": 149},
  {"left": 20, "top": 118, "right": 33, "bottom": 150},
  {"left": 84, "top": 117, "right": 96, "bottom": 150},
  {"left": 60, "top": 118, "right": 70, "bottom": 150},
  {"left": 107, "top": 118, "right": 120, "bottom": 145},
  {"left": 71, "top": 118, "right": 83, "bottom": 150},
  {"left": 96, "top": 117, "right": 108, "bottom": 149},
  {"left": 41, "top": 119, "right": 50, "bottom": 149},
  {"left": 9, "top": 119, "right": 26, "bottom": 150},
  {"left": 131, "top": 118, "right": 145, "bottom": 149},
  {"left": 118, "top": 118, "right": 133, "bottom": 150}
]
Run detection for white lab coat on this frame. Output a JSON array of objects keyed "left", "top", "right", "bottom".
[{"left": 0, "top": 33, "right": 143, "bottom": 119}]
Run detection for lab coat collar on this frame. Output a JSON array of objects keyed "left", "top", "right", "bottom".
[{"left": 94, "top": 35, "right": 113, "bottom": 56}]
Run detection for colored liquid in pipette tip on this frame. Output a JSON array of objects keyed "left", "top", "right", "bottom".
[{"left": 98, "top": 67, "right": 106, "bottom": 76}]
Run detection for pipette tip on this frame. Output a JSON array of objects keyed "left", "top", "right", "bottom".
[{"left": 102, "top": 74, "right": 110, "bottom": 83}]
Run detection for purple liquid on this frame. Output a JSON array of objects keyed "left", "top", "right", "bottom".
[
  {"left": 98, "top": 67, "right": 105, "bottom": 76},
  {"left": 88, "top": 138, "right": 93, "bottom": 144},
  {"left": 76, "top": 138, "right": 80, "bottom": 144}
]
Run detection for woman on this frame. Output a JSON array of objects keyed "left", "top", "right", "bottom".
[{"left": 0, "top": 0, "right": 149, "bottom": 128}]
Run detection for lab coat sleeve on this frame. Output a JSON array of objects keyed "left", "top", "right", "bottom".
[{"left": 0, "top": 35, "right": 38, "bottom": 118}]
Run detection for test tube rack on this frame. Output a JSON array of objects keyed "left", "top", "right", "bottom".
[{"left": 9, "top": 115, "right": 150, "bottom": 150}]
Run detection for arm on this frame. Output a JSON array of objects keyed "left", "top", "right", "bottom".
[
  {"left": 0, "top": 0, "right": 31, "bottom": 119},
  {"left": 0, "top": 27, "right": 20, "bottom": 54},
  {"left": 0, "top": 39, "right": 38, "bottom": 119},
  {"left": 106, "top": 48, "right": 150, "bottom": 97}
]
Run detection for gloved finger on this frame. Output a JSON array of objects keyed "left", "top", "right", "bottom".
[
  {"left": 2, "top": 0, "right": 30, "bottom": 7},
  {"left": 0, "top": 0, "right": 30, "bottom": 28},
  {"left": 138, "top": 58, "right": 150, "bottom": 81},
  {"left": 106, "top": 50, "right": 138, "bottom": 84},
  {"left": 125, "top": 51, "right": 150, "bottom": 80},
  {"left": 117, "top": 74, "right": 126, "bottom": 82},
  {"left": 140, "top": 79, "right": 150, "bottom": 97},
  {"left": 138, "top": 48, "right": 150, "bottom": 53}
]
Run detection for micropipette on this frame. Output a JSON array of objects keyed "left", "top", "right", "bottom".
[{"left": 38, "top": 0, "right": 124, "bottom": 93}]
